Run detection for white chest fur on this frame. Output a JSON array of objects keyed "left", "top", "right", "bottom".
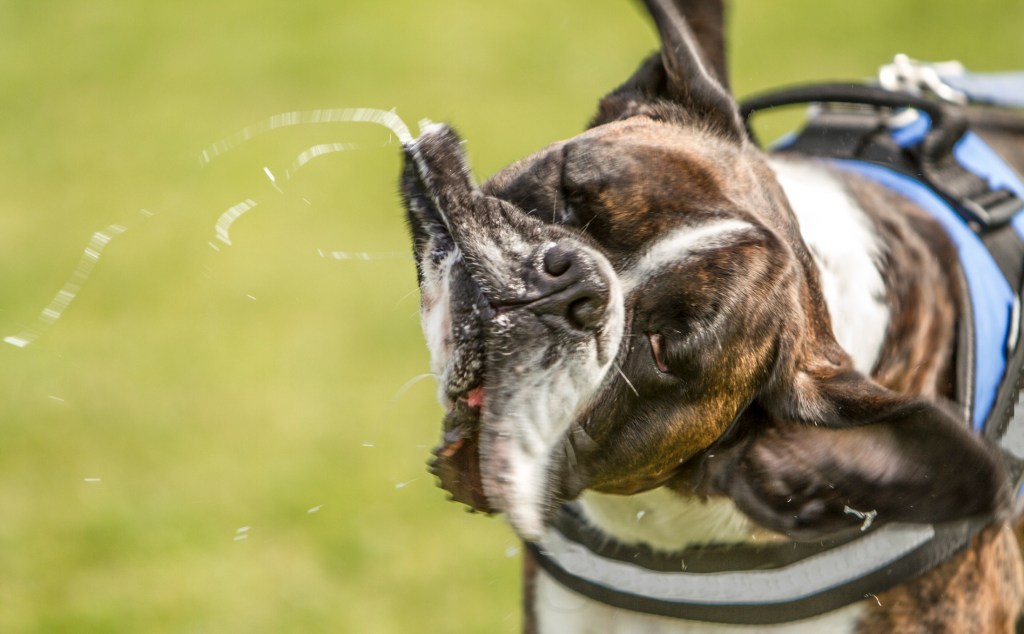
[
  {"left": 769, "top": 157, "right": 890, "bottom": 375},
  {"left": 533, "top": 158, "right": 886, "bottom": 632}
]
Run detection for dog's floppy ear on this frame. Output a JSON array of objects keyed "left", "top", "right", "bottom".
[
  {"left": 592, "top": 0, "right": 742, "bottom": 140},
  {"left": 709, "top": 368, "right": 1009, "bottom": 540}
]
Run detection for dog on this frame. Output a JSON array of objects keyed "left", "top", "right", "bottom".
[{"left": 400, "top": 0, "right": 1024, "bottom": 631}]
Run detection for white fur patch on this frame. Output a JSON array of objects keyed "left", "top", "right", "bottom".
[
  {"left": 534, "top": 568, "right": 865, "bottom": 634},
  {"left": 768, "top": 158, "right": 889, "bottom": 374},
  {"left": 622, "top": 219, "right": 756, "bottom": 295}
]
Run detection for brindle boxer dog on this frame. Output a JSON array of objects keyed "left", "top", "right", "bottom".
[{"left": 400, "top": 0, "right": 1024, "bottom": 631}]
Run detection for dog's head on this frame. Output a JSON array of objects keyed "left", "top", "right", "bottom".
[{"left": 401, "top": 0, "right": 1006, "bottom": 541}]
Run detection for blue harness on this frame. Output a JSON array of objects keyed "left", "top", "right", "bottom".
[
  {"left": 528, "top": 67, "right": 1024, "bottom": 624},
  {"left": 839, "top": 122, "right": 1024, "bottom": 432}
]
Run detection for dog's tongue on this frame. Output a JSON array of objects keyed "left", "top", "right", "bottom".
[{"left": 466, "top": 386, "right": 484, "bottom": 410}]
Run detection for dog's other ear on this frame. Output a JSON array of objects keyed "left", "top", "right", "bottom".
[
  {"left": 666, "top": 0, "right": 729, "bottom": 90},
  {"left": 592, "top": 0, "right": 742, "bottom": 140},
  {"left": 709, "top": 369, "right": 1009, "bottom": 540}
]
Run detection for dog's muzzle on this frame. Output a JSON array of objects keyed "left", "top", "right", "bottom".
[{"left": 402, "top": 124, "right": 624, "bottom": 539}]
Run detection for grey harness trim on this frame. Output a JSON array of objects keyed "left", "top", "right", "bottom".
[{"left": 528, "top": 506, "right": 985, "bottom": 624}]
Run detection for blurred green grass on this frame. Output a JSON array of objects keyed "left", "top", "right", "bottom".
[{"left": 0, "top": 1, "right": 1020, "bottom": 632}]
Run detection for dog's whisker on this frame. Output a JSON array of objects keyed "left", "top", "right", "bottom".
[
  {"left": 199, "top": 107, "right": 414, "bottom": 165},
  {"left": 613, "top": 363, "right": 640, "bottom": 398},
  {"left": 360, "top": 371, "right": 438, "bottom": 450},
  {"left": 5, "top": 223, "right": 130, "bottom": 348},
  {"left": 563, "top": 435, "right": 578, "bottom": 469},
  {"left": 388, "top": 372, "right": 438, "bottom": 405},
  {"left": 395, "top": 286, "right": 420, "bottom": 308},
  {"left": 213, "top": 199, "right": 258, "bottom": 247}
]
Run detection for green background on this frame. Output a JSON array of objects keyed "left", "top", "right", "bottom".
[{"left": 0, "top": 1, "right": 1021, "bottom": 631}]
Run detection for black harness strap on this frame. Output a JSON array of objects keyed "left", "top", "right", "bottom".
[
  {"left": 741, "top": 83, "right": 1024, "bottom": 232},
  {"left": 529, "top": 507, "right": 985, "bottom": 625}
]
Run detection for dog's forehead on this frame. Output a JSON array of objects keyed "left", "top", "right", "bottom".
[
  {"left": 488, "top": 118, "right": 733, "bottom": 190},
  {"left": 484, "top": 118, "right": 750, "bottom": 253}
]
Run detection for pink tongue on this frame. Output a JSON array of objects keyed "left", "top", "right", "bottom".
[{"left": 466, "top": 387, "right": 484, "bottom": 409}]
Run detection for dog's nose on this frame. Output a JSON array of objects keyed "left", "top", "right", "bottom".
[{"left": 531, "top": 244, "right": 608, "bottom": 331}]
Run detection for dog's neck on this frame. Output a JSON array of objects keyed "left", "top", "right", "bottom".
[{"left": 579, "top": 156, "right": 940, "bottom": 551}]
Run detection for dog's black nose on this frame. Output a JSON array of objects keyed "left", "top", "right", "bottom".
[{"left": 531, "top": 244, "right": 608, "bottom": 331}]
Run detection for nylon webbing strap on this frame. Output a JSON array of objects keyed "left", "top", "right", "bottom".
[
  {"left": 986, "top": 279, "right": 1024, "bottom": 491},
  {"left": 741, "top": 83, "right": 1024, "bottom": 239},
  {"left": 528, "top": 505, "right": 985, "bottom": 625},
  {"left": 943, "top": 72, "right": 1024, "bottom": 109}
]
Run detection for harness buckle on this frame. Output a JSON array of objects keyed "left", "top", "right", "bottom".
[
  {"left": 879, "top": 54, "right": 968, "bottom": 105},
  {"left": 959, "top": 188, "right": 1024, "bottom": 229}
]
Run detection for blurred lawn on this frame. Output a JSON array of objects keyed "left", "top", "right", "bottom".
[{"left": 0, "top": 1, "right": 1020, "bottom": 632}]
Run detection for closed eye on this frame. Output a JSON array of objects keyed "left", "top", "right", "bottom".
[{"left": 648, "top": 332, "right": 670, "bottom": 373}]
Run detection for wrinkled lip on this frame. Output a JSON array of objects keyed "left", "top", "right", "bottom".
[
  {"left": 422, "top": 259, "right": 494, "bottom": 513},
  {"left": 429, "top": 386, "right": 495, "bottom": 513},
  {"left": 404, "top": 136, "right": 497, "bottom": 513}
]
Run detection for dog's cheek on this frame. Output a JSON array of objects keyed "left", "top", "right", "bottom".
[{"left": 580, "top": 394, "right": 739, "bottom": 496}]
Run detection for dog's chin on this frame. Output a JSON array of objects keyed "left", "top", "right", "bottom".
[
  {"left": 429, "top": 389, "right": 575, "bottom": 519},
  {"left": 430, "top": 382, "right": 586, "bottom": 540}
]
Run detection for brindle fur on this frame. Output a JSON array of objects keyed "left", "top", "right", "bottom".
[
  {"left": 841, "top": 172, "right": 962, "bottom": 399},
  {"left": 859, "top": 527, "right": 1024, "bottom": 634}
]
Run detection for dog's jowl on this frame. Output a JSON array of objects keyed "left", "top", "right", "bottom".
[{"left": 401, "top": 0, "right": 1024, "bottom": 631}]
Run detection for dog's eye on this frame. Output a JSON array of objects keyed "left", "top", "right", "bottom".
[{"left": 648, "top": 333, "right": 670, "bottom": 373}]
